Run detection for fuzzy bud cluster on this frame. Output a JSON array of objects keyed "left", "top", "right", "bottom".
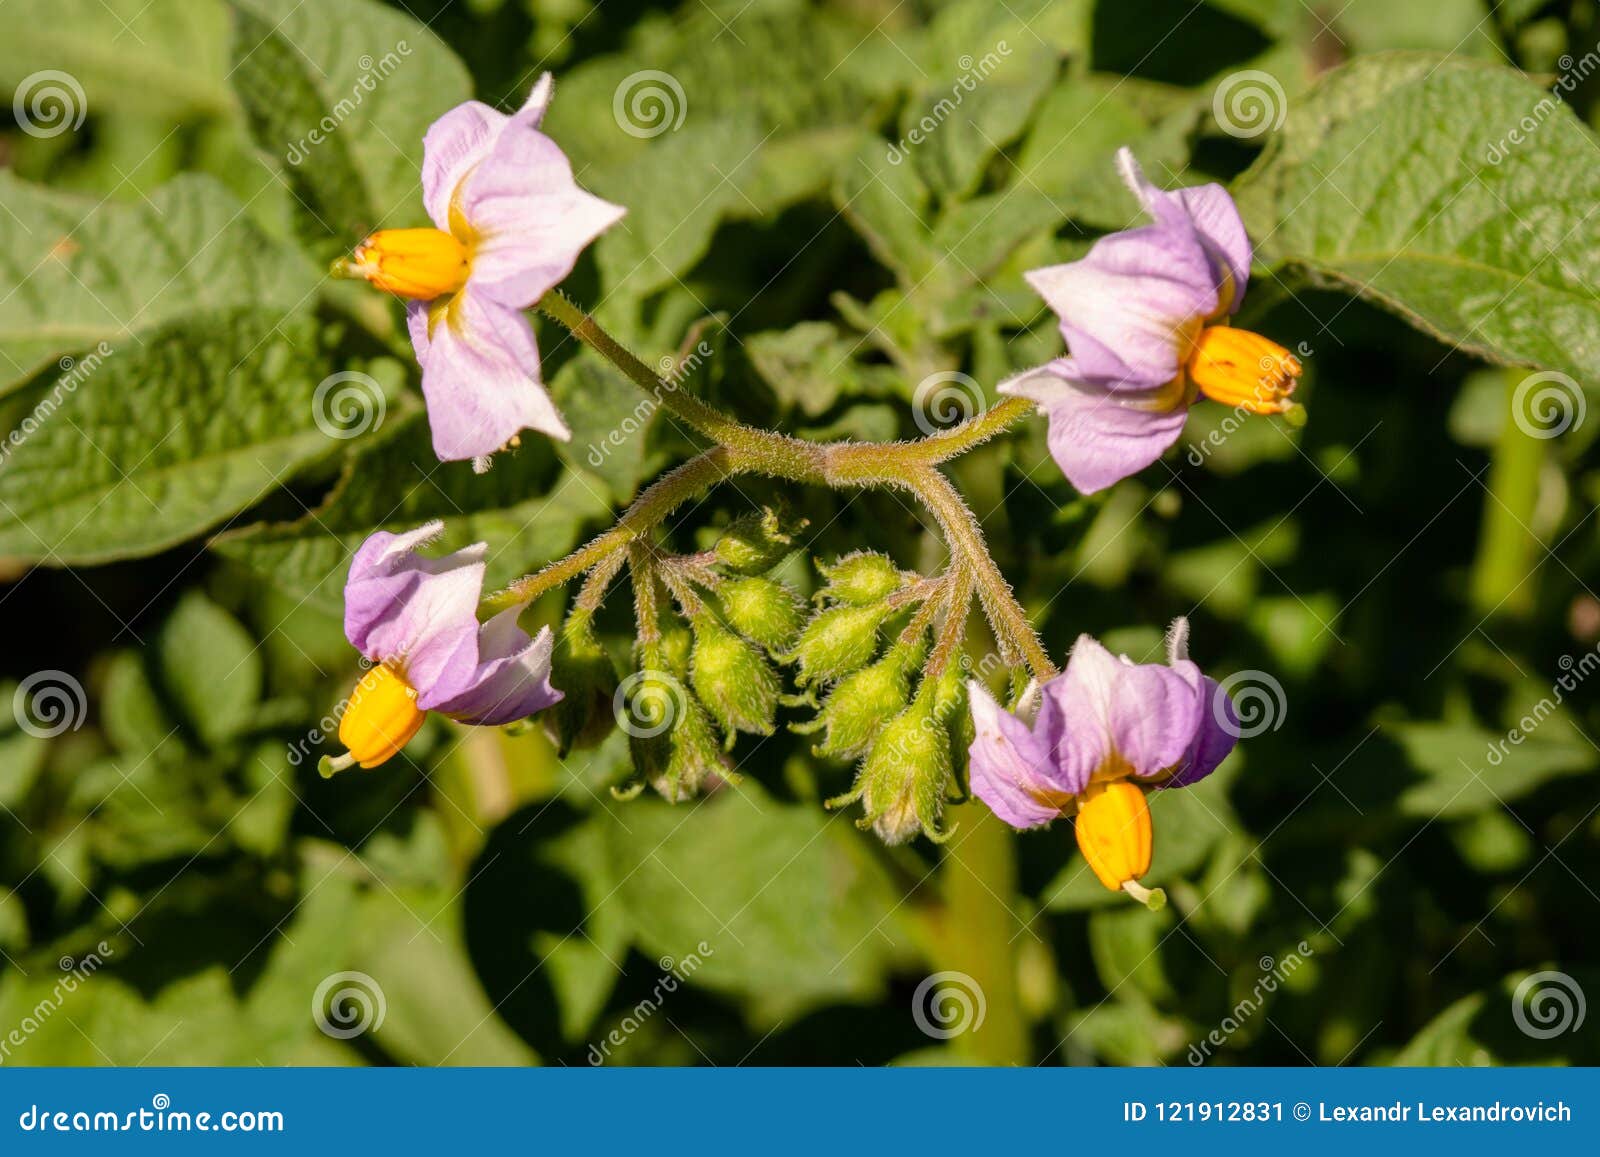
[
  {"left": 779, "top": 552, "right": 963, "bottom": 844},
  {"left": 604, "top": 505, "right": 809, "bottom": 804}
]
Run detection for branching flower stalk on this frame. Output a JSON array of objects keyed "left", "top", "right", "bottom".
[
  {"left": 504, "top": 293, "right": 1056, "bottom": 682},
  {"left": 323, "top": 77, "right": 1269, "bottom": 948}
]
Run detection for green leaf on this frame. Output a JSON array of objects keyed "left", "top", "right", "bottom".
[
  {"left": 1328, "top": 0, "right": 1500, "bottom": 57},
  {"left": 546, "top": 6, "right": 888, "bottom": 178},
  {"left": 548, "top": 353, "right": 670, "bottom": 503},
  {"left": 156, "top": 592, "right": 262, "bottom": 748},
  {"left": 351, "top": 885, "right": 538, "bottom": 1065},
  {"left": 226, "top": 0, "right": 472, "bottom": 247},
  {"left": 0, "top": 726, "right": 50, "bottom": 812},
  {"left": 99, "top": 652, "right": 178, "bottom": 756},
  {"left": 0, "top": 173, "right": 314, "bottom": 397},
  {"left": 904, "top": 45, "right": 1058, "bottom": 201},
  {"left": 0, "top": 0, "right": 234, "bottom": 122},
  {"left": 1015, "top": 79, "right": 1200, "bottom": 229},
  {"left": 1394, "top": 968, "right": 1599, "bottom": 1064},
  {"left": 592, "top": 115, "right": 765, "bottom": 298},
  {"left": 229, "top": 743, "right": 296, "bottom": 856},
  {"left": 1234, "top": 55, "right": 1600, "bottom": 381},
  {"left": 213, "top": 412, "right": 610, "bottom": 615},
  {"left": 0, "top": 310, "right": 399, "bottom": 566},
  {"left": 835, "top": 141, "right": 936, "bottom": 285},
  {"left": 1201, "top": 0, "right": 1301, "bottom": 37},
  {"left": 1388, "top": 723, "right": 1596, "bottom": 818},
  {"left": 733, "top": 127, "right": 875, "bottom": 220},
  {"left": 916, "top": 0, "right": 1091, "bottom": 68},
  {"left": 746, "top": 322, "right": 903, "bottom": 417},
  {"left": 1088, "top": 903, "right": 1176, "bottom": 1004},
  {"left": 599, "top": 787, "right": 914, "bottom": 1018}
]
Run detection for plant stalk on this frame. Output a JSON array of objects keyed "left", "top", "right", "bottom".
[
  {"left": 525, "top": 296, "right": 1054, "bottom": 680},
  {"left": 1468, "top": 368, "right": 1546, "bottom": 620},
  {"left": 935, "top": 805, "right": 1031, "bottom": 1065}
]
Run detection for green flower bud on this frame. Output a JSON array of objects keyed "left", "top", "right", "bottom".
[
  {"left": 933, "top": 659, "right": 973, "bottom": 789},
  {"left": 792, "top": 645, "right": 919, "bottom": 760},
  {"left": 816, "top": 551, "right": 902, "bottom": 605},
  {"left": 788, "top": 602, "right": 891, "bottom": 687},
  {"left": 657, "top": 624, "right": 693, "bottom": 678},
  {"left": 832, "top": 688, "right": 951, "bottom": 845},
  {"left": 712, "top": 504, "right": 808, "bottom": 575},
  {"left": 715, "top": 576, "right": 803, "bottom": 651},
  {"left": 620, "top": 674, "right": 733, "bottom": 803},
  {"left": 543, "top": 613, "right": 620, "bottom": 756},
  {"left": 690, "top": 615, "right": 779, "bottom": 742}
]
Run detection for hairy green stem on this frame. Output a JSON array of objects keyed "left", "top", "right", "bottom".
[
  {"left": 539, "top": 293, "right": 826, "bottom": 482},
  {"left": 899, "top": 467, "right": 1055, "bottom": 680},
  {"left": 489, "top": 448, "right": 734, "bottom": 611},
  {"left": 526, "top": 295, "right": 1054, "bottom": 680},
  {"left": 629, "top": 542, "right": 663, "bottom": 649},
  {"left": 924, "top": 566, "right": 973, "bottom": 683},
  {"left": 573, "top": 550, "right": 627, "bottom": 615},
  {"left": 826, "top": 395, "right": 1034, "bottom": 470}
]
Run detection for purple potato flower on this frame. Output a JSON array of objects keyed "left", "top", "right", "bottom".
[
  {"left": 323, "top": 521, "right": 561, "bottom": 774},
  {"left": 966, "top": 618, "right": 1237, "bottom": 899},
  {"left": 336, "top": 75, "right": 624, "bottom": 467},
  {"left": 1000, "top": 148, "right": 1302, "bottom": 494}
]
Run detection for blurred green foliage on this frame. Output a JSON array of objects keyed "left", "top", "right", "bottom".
[{"left": 1, "top": 0, "right": 1598, "bottom": 1066}]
